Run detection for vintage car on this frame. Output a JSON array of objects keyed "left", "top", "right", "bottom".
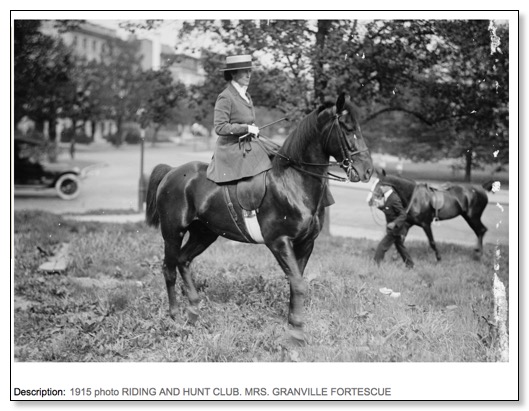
[{"left": 14, "top": 136, "right": 84, "bottom": 200}]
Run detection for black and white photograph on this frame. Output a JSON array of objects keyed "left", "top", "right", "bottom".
[{"left": 9, "top": 8, "right": 520, "bottom": 404}]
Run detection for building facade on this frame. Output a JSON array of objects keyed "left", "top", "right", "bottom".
[{"left": 36, "top": 20, "right": 205, "bottom": 142}]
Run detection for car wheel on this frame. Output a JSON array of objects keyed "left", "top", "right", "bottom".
[{"left": 55, "top": 173, "right": 81, "bottom": 200}]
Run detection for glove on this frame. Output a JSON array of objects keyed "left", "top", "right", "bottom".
[
  {"left": 247, "top": 125, "right": 259, "bottom": 136},
  {"left": 387, "top": 222, "right": 396, "bottom": 231}
]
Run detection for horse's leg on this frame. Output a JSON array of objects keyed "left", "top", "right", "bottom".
[
  {"left": 400, "top": 223, "right": 410, "bottom": 242},
  {"left": 267, "top": 237, "right": 308, "bottom": 345},
  {"left": 162, "top": 236, "right": 184, "bottom": 320},
  {"left": 293, "top": 239, "right": 315, "bottom": 276},
  {"left": 462, "top": 214, "right": 488, "bottom": 258},
  {"left": 177, "top": 221, "right": 219, "bottom": 324},
  {"left": 422, "top": 223, "right": 441, "bottom": 261}
]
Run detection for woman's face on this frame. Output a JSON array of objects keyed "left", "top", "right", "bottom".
[{"left": 232, "top": 69, "right": 252, "bottom": 87}]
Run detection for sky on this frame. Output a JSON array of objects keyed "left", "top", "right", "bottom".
[
  {"left": 91, "top": 20, "right": 180, "bottom": 46},
  {"left": 90, "top": 19, "right": 216, "bottom": 56}
]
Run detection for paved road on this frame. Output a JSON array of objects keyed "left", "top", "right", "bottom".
[{"left": 13, "top": 141, "right": 510, "bottom": 248}]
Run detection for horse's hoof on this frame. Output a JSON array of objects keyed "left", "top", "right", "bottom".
[
  {"left": 280, "top": 346, "right": 301, "bottom": 362},
  {"left": 169, "top": 308, "right": 178, "bottom": 321},
  {"left": 287, "top": 328, "right": 307, "bottom": 347},
  {"left": 186, "top": 306, "right": 199, "bottom": 325}
]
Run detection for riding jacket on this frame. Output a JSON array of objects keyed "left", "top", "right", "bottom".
[{"left": 206, "top": 82, "right": 272, "bottom": 183}]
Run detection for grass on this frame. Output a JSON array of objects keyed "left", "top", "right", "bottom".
[{"left": 13, "top": 210, "right": 509, "bottom": 362}]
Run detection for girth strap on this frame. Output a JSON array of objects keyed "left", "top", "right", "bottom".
[{"left": 222, "top": 185, "right": 258, "bottom": 243}]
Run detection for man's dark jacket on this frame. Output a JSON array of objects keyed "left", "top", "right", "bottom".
[{"left": 379, "top": 191, "right": 407, "bottom": 233}]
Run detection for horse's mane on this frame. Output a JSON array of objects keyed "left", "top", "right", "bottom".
[
  {"left": 273, "top": 108, "right": 323, "bottom": 165},
  {"left": 381, "top": 174, "right": 416, "bottom": 188},
  {"left": 379, "top": 174, "right": 417, "bottom": 207}
]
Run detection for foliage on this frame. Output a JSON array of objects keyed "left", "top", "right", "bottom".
[
  {"left": 136, "top": 67, "right": 187, "bottom": 145},
  {"left": 95, "top": 38, "right": 145, "bottom": 131},
  {"left": 177, "top": 19, "right": 509, "bottom": 179},
  {"left": 431, "top": 21, "right": 509, "bottom": 167},
  {"left": 60, "top": 127, "right": 92, "bottom": 144},
  {"left": 14, "top": 19, "right": 509, "bottom": 177},
  {"left": 14, "top": 20, "right": 75, "bottom": 139},
  {"left": 14, "top": 211, "right": 508, "bottom": 362}
]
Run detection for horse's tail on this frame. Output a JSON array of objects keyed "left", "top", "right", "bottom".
[
  {"left": 145, "top": 164, "right": 173, "bottom": 228},
  {"left": 482, "top": 180, "right": 495, "bottom": 192}
]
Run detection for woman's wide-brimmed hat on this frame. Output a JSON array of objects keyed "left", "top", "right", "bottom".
[{"left": 219, "top": 54, "right": 255, "bottom": 72}]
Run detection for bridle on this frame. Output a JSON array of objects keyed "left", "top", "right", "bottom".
[
  {"left": 260, "top": 111, "right": 369, "bottom": 183},
  {"left": 366, "top": 177, "right": 386, "bottom": 226}
]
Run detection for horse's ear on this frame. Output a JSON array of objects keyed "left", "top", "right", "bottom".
[{"left": 336, "top": 92, "right": 346, "bottom": 112}]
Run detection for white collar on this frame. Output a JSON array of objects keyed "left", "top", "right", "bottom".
[
  {"left": 383, "top": 188, "right": 394, "bottom": 201},
  {"left": 231, "top": 81, "right": 249, "bottom": 102}
]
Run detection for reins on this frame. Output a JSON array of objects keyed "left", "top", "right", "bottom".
[
  {"left": 255, "top": 114, "right": 368, "bottom": 183},
  {"left": 370, "top": 203, "right": 386, "bottom": 226}
]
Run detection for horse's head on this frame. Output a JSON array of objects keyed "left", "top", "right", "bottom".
[
  {"left": 367, "top": 175, "right": 387, "bottom": 208},
  {"left": 367, "top": 170, "right": 417, "bottom": 208},
  {"left": 319, "top": 92, "right": 373, "bottom": 183}
]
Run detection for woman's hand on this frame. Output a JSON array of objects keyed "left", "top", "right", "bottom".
[{"left": 248, "top": 125, "right": 259, "bottom": 136}]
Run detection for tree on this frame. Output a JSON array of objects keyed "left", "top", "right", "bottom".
[
  {"left": 178, "top": 20, "right": 321, "bottom": 121},
  {"left": 138, "top": 67, "right": 187, "bottom": 146},
  {"left": 430, "top": 20, "right": 509, "bottom": 180},
  {"left": 96, "top": 37, "right": 145, "bottom": 145},
  {"left": 139, "top": 19, "right": 510, "bottom": 180},
  {"left": 60, "top": 57, "right": 108, "bottom": 142},
  {"left": 14, "top": 20, "right": 75, "bottom": 141},
  {"left": 354, "top": 20, "right": 508, "bottom": 181}
]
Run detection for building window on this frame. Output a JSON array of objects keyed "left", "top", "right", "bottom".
[
  {"left": 72, "top": 35, "right": 78, "bottom": 46},
  {"left": 82, "top": 38, "right": 87, "bottom": 49},
  {"left": 93, "top": 40, "right": 97, "bottom": 51}
]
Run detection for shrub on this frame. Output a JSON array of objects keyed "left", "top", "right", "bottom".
[{"left": 60, "top": 127, "right": 93, "bottom": 144}]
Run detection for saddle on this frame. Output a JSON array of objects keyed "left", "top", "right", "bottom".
[
  {"left": 426, "top": 183, "right": 449, "bottom": 214},
  {"left": 220, "top": 171, "right": 268, "bottom": 243},
  {"left": 236, "top": 170, "right": 268, "bottom": 211}
]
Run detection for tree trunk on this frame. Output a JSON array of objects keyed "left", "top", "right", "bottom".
[
  {"left": 314, "top": 20, "right": 332, "bottom": 104},
  {"left": 35, "top": 119, "right": 45, "bottom": 134},
  {"left": 314, "top": 20, "right": 334, "bottom": 236},
  {"left": 48, "top": 117, "right": 57, "bottom": 142},
  {"left": 151, "top": 125, "right": 161, "bottom": 147},
  {"left": 89, "top": 119, "right": 95, "bottom": 142},
  {"left": 464, "top": 147, "right": 472, "bottom": 182},
  {"left": 116, "top": 117, "right": 123, "bottom": 146}
]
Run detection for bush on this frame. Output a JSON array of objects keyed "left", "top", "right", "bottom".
[
  {"left": 103, "top": 132, "right": 123, "bottom": 147},
  {"left": 104, "top": 124, "right": 142, "bottom": 146},
  {"left": 60, "top": 127, "right": 92, "bottom": 144},
  {"left": 124, "top": 129, "right": 141, "bottom": 145}
]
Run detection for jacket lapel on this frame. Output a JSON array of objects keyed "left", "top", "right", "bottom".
[{"left": 228, "top": 82, "right": 252, "bottom": 107}]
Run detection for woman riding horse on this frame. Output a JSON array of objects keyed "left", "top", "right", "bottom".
[{"left": 146, "top": 92, "right": 373, "bottom": 345}]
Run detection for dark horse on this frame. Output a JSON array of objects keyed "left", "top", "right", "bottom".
[
  {"left": 368, "top": 171, "right": 492, "bottom": 261},
  {"left": 145, "top": 93, "right": 373, "bottom": 344}
]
